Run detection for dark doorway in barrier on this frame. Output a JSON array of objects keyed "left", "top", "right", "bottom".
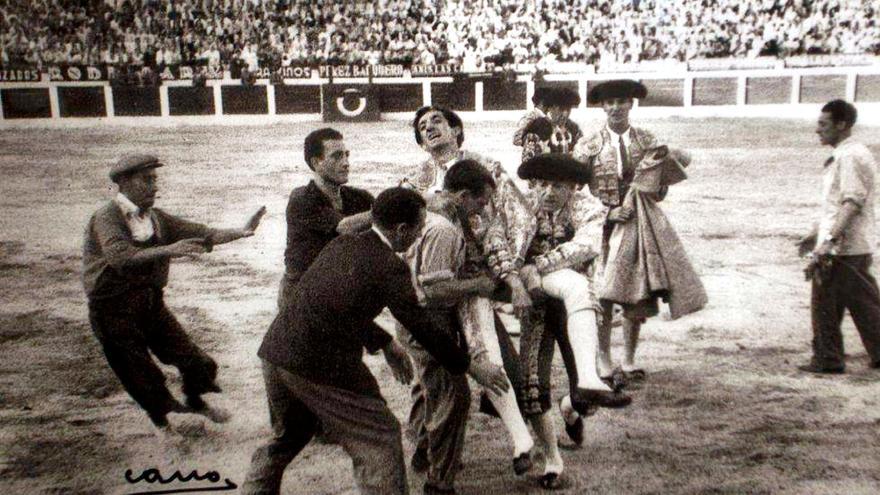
[
  {"left": 168, "top": 86, "right": 214, "bottom": 115},
  {"left": 1, "top": 88, "right": 52, "bottom": 119},
  {"left": 222, "top": 85, "right": 268, "bottom": 114},
  {"left": 275, "top": 85, "right": 321, "bottom": 114},
  {"left": 58, "top": 87, "right": 106, "bottom": 117},
  {"left": 112, "top": 86, "right": 161, "bottom": 116}
]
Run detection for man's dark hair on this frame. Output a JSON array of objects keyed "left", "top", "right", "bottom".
[
  {"left": 443, "top": 159, "right": 496, "bottom": 196},
  {"left": 822, "top": 99, "right": 857, "bottom": 128},
  {"left": 372, "top": 187, "right": 426, "bottom": 230},
  {"left": 413, "top": 106, "right": 465, "bottom": 147},
  {"left": 304, "top": 128, "right": 343, "bottom": 170}
]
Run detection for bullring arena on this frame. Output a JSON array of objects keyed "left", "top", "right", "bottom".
[{"left": 3, "top": 3, "right": 880, "bottom": 494}]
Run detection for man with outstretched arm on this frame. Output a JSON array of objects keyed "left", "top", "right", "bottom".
[{"left": 83, "top": 154, "right": 265, "bottom": 437}]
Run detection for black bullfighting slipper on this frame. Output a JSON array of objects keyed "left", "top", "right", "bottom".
[
  {"left": 563, "top": 416, "right": 585, "bottom": 447},
  {"left": 797, "top": 362, "right": 845, "bottom": 374},
  {"left": 571, "top": 388, "right": 632, "bottom": 413},
  {"left": 601, "top": 368, "right": 628, "bottom": 391},
  {"left": 411, "top": 447, "right": 429, "bottom": 473},
  {"left": 622, "top": 368, "right": 646, "bottom": 382},
  {"left": 538, "top": 472, "right": 562, "bottom": 490},
  {"left": 513, "top": 452, "right": 532, "bottom": 476},
  {"left": 423, "top": 482, "right": 456, "bottom": 494}
]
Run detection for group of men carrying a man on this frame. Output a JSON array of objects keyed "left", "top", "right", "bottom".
[{"left": 84, "top": 79, "right": 716, "bottom": 494}]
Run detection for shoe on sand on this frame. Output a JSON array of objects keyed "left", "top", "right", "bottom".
[{"left": 194, "top": 405, "right": 231, "bottom": 424}]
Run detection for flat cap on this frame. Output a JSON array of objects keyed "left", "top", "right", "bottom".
[
  {"left": 109, "top": 154, "right": 164, "bottom": 182},
  {"left": 518, "top": 153, "right": 590, "bottom": 185},
  {"left": 588, "top": 79, "right": 648, "bottom": 104}
]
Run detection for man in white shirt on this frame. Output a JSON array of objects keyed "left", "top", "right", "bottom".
[{"left": 796, "top": 99, "right": 880, "bottom": 373}]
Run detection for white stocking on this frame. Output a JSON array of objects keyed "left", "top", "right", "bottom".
[
  {"left": 530, "top": 412, "right": 563, "bottom": 475},
  {"left": 541, "top": 269, "right": 610, "bottom": 391},
  {"left": 463, "top": 296, "right": 534, "bottom": 457}
]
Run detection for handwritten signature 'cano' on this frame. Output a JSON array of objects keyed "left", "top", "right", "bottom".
[{"left": 124, "top": 467, "right": 237, "bottom": 495}]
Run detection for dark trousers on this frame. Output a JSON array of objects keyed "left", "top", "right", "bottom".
[
  {"left": 241, "top": 361, "right": 406, "bottom": 495},
  {"left": 811, "top": 254, "right": 880, "bottom": 368},
  {"left": 402, "top": 309, "right": 470, "bottom": 491},
  {"left": 88, "top": 288, "right": 218, "bottom": 425}
]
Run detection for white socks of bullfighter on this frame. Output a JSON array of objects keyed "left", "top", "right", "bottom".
[
  {"left": 469, "top": 296, "right": 534, "bottom": 458},
  {"left": 541, "top": 269, "right": 611, "bottom": 392}
]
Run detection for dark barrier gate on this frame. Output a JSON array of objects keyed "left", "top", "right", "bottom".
[
  {"left": 275, "top": 85, "right": 321, "bottom": 114},
  {"left": 322, "top": 84, "right": 380, "bottom": 122},
  {"left": 58, "top": 87, "right": 105, "bottom": 117},
  {"left": 168, "top": 86, "right": 214, "bottom": 115},
  {"left": 222, "top": 85, "right": 268, "bottom": 114},
  {"left": 112, "top": 86, "right": 161, "bottom": 116},
  {"left": 1, "top": 88, "right": 51, "bottom": 118}
]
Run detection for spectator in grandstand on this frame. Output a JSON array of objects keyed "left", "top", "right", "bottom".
[
  {"left": 4, "top": 0, "right": 880, "bottom": 68},
  {"left": 796, "top": 99, "right": 880, "bottom": 374}
]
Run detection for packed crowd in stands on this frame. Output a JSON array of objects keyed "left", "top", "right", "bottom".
[{"left": 2, "top": 0, "right": 879, "bottom": 72}]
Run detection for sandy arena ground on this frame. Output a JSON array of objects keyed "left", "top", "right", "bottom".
[{"left": 1, "top": 116, "right": 879, "bottom": 494}]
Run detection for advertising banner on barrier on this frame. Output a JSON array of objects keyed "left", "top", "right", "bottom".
[
  {"left": 544, "top": 62, "right": 596, "bottom": 74},
  {"left": 315, "top": 65, "right": 405, "bottom": 78},
  {"left": 322, "top": 84, "right": 380, "bottom": 122},
  {"left": 0, "top": 66, "right": 41, "bottom": 82},
  {"left": 411, "top": 64, "right": 461, "bottom": 77},
  {"left": 159, "top": 64, "right": 223, "bottom": 80},
  {"left": 688, "top": 57, "right": 780, "bottom": 71},
  {"left": 784, "top": 54, "right": 878, "bottom": 68},
  {"left": 598, "top": 59, "right": 685, "bottom": 73},
  {"left": 47, "top": 65, "right": 113, "bottom": 81}
]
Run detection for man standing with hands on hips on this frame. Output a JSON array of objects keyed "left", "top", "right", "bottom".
[{"left": 797, "top": 99, "right": 880, "bottom": 374}]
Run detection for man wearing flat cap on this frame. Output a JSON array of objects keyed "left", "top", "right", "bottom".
[
  {"left": 514, "top": 86, "right": 583, "bottom": 155},
  {"left": 575, "top": 79, "right": 702, "bottom": 385},
  {"left": 484, "top": 153, "right": 631, "bottom": 489},
  {"left": 83, "top": 154, "right": 265, "bottom": 437}
]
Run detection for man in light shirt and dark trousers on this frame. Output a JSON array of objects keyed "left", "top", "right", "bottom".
[{"left": 797, "top": 99, "right": 880, "bottom": 374}]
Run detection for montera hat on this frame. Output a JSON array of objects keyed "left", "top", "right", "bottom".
[
  {"left": 588, "top": 79, "right": 648, "bottom": 104},
  {"left": 109, "top": 154, "right": 164, "bottom": 183},
  {"left": 533, "top": 86, "right": 581, "bottom": 108},
  {"left": 518, "top": 153, "right": 590, "bottom": 185}
]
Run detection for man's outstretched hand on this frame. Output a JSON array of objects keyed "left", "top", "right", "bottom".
[{"left": 242, "top": 206, "right": 267, "bottom": 236}]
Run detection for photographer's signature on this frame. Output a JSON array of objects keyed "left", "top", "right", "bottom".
[{"left": 124, "top": 468, "right": 237, "bottom": 494}]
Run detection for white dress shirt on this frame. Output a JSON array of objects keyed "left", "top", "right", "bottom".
[
  {"left": 426, "top": 157, "right": 458, "bottom": 195},
  {"left": 606, "top": 125, "right": 632, "bottom": 178},
  {"left": 371, "top": 225, "right": 395, "bottom": 250},
  {"left": 115, "top": 193, "right": 154, "bottom": 242}
]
